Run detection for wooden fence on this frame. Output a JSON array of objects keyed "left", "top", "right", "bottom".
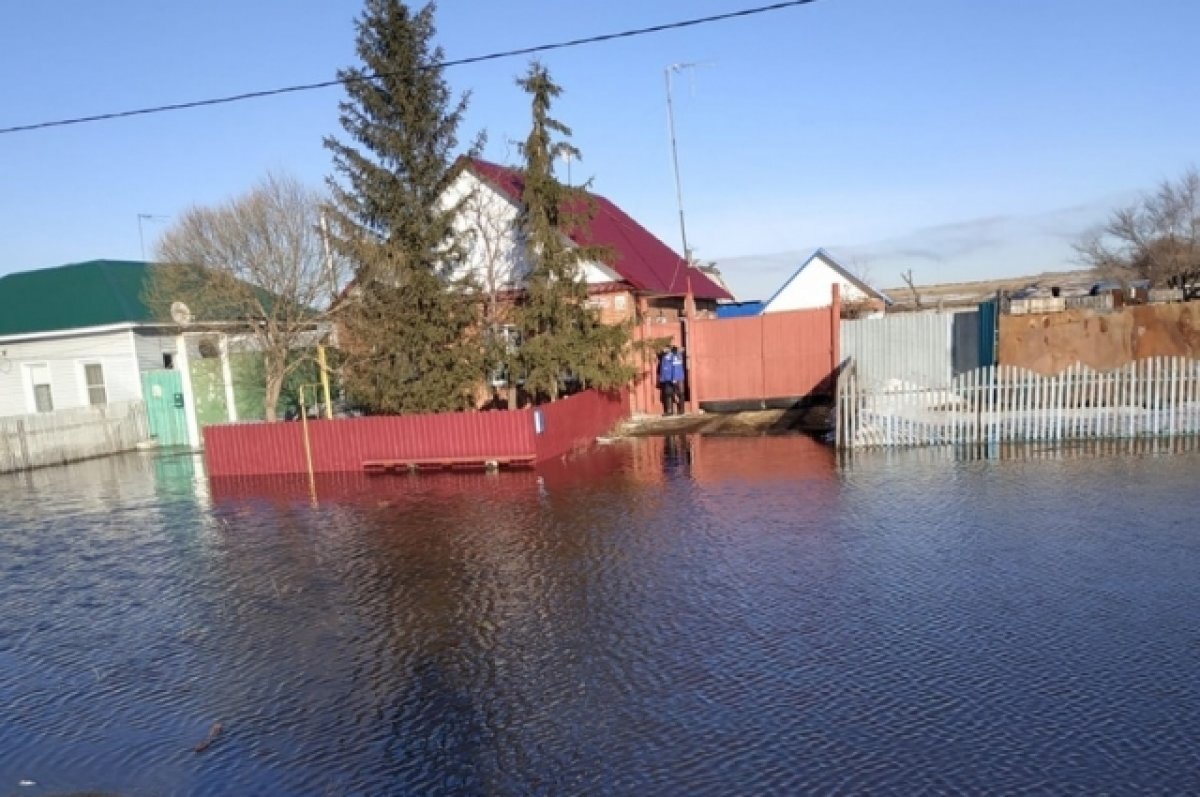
[
  {"left": 836, "top": 356, "right": 1200, "bottom": 448},
  {"left": 0, "top": 400, "right": 150, "bottom": 474}
]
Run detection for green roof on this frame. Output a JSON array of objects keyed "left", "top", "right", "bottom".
[{"left": 0, "top": 260, "right": 158, "bottom": 337}]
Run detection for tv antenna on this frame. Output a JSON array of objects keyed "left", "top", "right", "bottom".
[{"left": 137, "top": 213, "right": 169, "bottom": 261}]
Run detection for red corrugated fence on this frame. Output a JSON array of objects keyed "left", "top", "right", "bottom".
[
  {"left": 690, "top": 296, "right": 840, "bottom": 406},
  {"left": 533, "top": 389, "right": 628, "bottom": 462},
  {"left": 203, "top": 389, "right": 628, "bottom": 478}
]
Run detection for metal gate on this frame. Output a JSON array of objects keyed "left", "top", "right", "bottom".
[
  {"left": 141, "top": 369, "right": 190, "bottom": 447},
  {"left": 978, "top": 298, "right": 999, "bottom": 367}
]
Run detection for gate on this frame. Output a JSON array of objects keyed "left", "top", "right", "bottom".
[
  {"left": 141, "top": 369, "right": 190, "bottom": 447},
  {"left": 978, "top": 298, "right": 999, "bottom": 368}
]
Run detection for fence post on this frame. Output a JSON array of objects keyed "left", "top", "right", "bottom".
[
  {"left": 684, "top": 316, "right": 699, "bottom": 415},
  {"left": 16, "top": 420, "right": 30, "bottom": 471},
  {"left": 830, "top": 284, "right": 842, "bottom": 396}
]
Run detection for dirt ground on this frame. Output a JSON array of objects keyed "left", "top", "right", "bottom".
[{"left": 616, "top": 405, "right": 833, "bottom": 438}]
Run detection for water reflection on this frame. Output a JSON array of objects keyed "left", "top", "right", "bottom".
[{"left": 2, "top": 439, "right": 1200, "bottom": 795}]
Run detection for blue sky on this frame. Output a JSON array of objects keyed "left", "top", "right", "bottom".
[{"left": 2, "top": 0, "right": 1197, "bottom": 300}]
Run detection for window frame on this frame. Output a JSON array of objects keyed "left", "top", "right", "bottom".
[
  {"left": 23, "top": 362, "right": 54, "bottom": 414},
  {"left": 81, "top": 361, "right": 108, "bottom": 407}
]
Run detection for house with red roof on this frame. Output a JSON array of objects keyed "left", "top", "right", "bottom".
[{"left": 443, "top": 157, "right": 731, "bottom": 326}]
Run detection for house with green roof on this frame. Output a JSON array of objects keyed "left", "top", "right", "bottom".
[
  {"left": 1, "top": 259, "right": 330, "bottom": 451},
  {"left": 0, "top": 260, "right": 183, "bottom": 416}
]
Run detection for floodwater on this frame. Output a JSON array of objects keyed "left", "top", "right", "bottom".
[{"left": 2, "top": 436, "right": 1199, "bottom": 796}]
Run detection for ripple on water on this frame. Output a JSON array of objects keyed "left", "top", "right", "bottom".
[{"left": 1, "top": 442, "right": 1199, "bottom": 795}]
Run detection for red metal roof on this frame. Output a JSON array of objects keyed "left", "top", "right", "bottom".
[{"left": 466, "top": 158, "right": 732, "bottom": 301}]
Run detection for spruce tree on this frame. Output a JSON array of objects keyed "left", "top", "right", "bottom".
[
  {"left": 510, "top": 62, "right": 633, "bottom": 401},
  {"left": 325, "top": 0, "right": 482, "bottom": 414}
]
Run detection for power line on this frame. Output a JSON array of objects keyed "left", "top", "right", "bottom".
[{"left": 0, "top": 1, "right": 819, "bottom": 136}]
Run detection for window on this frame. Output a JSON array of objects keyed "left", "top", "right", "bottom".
[
  {"left": 34, "top": 385, "right": 54, "bottom": 413},
  {"left": 162, "top": 353, "right": 175, "bottom": 369},
  {"left": 27, "top": 364, "right": 53, "bottom": 413},
  {"left": 488, "top": 325, "right": 523, "bottom": 386},
  {"left": 84, "top": 363, "right": 107, "bottom": 406}
]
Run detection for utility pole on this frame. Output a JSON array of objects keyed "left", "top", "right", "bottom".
[
  {"left": 665, "top": 64, "right": 692, "bottom": 266},
  {"left": 137, "top": 213, "right": 168, "bottom": 262},
  {"left": 666, "top": 62, "right": 712, "bottom": 417}
]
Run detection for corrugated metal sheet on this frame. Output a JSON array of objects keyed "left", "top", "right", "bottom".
[
  {"left": 533, "top": 389, "right": 628, "bottom": 462},
  {"left": 841, "top": 312, "right": 953, "bottom": 391},
  {"left": 203, "top": 389, "right": 628, "bottom": 478},
  {"left": 715, "top": 302, "right": 765, "bottom": 319},
  {"left": 690, "top": 305, "right": 838, "bottom": 404}
]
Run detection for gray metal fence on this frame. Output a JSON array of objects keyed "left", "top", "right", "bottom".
[
  {"left": 841, "top": 312, "right": 955, "bottom": 392},
  {"left": 0, "top": 400, "right": 150, "bottom": 474}
]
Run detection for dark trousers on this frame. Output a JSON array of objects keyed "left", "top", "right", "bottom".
[{"left": 660, "top": 382, "right": 677, "bottom": 415}]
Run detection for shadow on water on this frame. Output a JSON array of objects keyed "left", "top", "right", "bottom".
[{"left": 3, "top": 437, "right": 1200, "bottom": 795}]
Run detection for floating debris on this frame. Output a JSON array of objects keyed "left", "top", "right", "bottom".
[{"left": 193, "top": 721, "right": 224, "bottom": 753}]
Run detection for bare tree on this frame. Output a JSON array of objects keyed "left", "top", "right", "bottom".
[
  {"left": 1076, "top": 167, "right": 1200, "bottom": 291},
  {"left": 148, "top": 173, "right": 344, "bottom": 421},
  {"left": 459, "top": 185, "right": 520, "bottom": 335},
  {"left": 900, "top": 269, "right": 924, "bottom": 310},
  {"left": 458, "top": 183, "right": 523, "bottom": 406}
]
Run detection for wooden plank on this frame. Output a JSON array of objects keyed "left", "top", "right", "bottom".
[{"left": 363, "top": 455, "right": 536, "bottom": 474}]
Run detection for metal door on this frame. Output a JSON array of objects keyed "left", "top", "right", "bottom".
[
  {"left": 141, "top": 369, "right": 189, "bottom": 447},
  {"left": 978, "top": 298, "right": 999, "bottom": 367}
]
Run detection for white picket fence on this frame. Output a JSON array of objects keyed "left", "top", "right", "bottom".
[
  {"left": 0, "top": 400, "right": 150, "bottom": 474},
  {"left": 836, "top": 357, "right": 1200, "bottom": 448}
]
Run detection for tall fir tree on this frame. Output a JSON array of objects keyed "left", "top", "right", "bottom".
[
  {"left": 325, "top": 0, "right": 482, "bottom": 414},
  {"left": 510, "top": 62, "right": 633, "bottom": 401}
]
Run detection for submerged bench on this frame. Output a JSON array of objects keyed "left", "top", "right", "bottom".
[{"left": 363, "top": 456, "right": 536, "bottom": 474}]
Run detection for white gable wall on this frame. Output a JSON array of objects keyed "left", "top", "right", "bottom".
[
  {"left": 441, "top": 170, "right": 623, "bottom": 294},
  {"left": 764, "top": 254, "right": 869, "bottom": 313},
  {"left": 0, "top": 329, "right": 143, "bottom": 417}
]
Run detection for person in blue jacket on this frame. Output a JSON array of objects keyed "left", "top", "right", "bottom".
[
  {"left": 658, "top": 346, "right": 676, "bottom": 416},
  {"left": 657, "top": 345, "right": 688, "bottom": 416},
  {"left": 668, "top": 345, "right": 686, "bottom": 414}
]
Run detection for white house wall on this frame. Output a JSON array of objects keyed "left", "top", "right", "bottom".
[
  {"left": 765, "top": 254, "right": 869, "bottom": 313},
  {"left": 133, "top": 330, "right": 178, "bottom": 371},
  {"left": 442, "top": 170, "right": 623, "bottom": 293},
  {"left": 0, "top": 329, "right": 142, "bottom": 417}
]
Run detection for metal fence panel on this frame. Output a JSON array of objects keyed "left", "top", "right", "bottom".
[
  {"left": 952, "top": 310, "right": 981, "bottom": 375},
  {"left": 841, "top": 312, "right": 954, "bottom": 392},
  {"left": 689, "top": 306, "right": 837, "bottom": 406},
  {"left": 978, "top": 299, "right": 998, "bottom": 367}
]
